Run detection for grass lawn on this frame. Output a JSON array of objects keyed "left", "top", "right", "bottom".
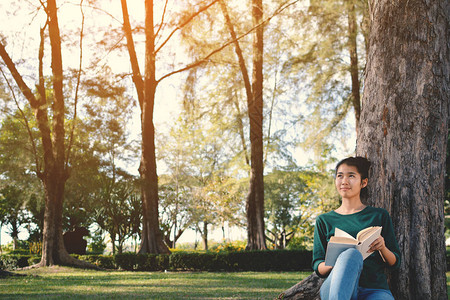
[
  {"left": 0, "top": 267, "right": 309, "bottom": 299},
  {"left": 0, "top": 267, "right": 449, "bottom": 299}
]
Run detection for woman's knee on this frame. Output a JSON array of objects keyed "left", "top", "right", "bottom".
[{"left": 336, "top": 248, "right": 363, "bottom": 269}]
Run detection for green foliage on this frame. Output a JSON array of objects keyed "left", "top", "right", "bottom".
[
  {"left": 87, "top": 231, "right": 107, "bottom": 255},
  {"left": 114, "top": 250, "right": 312, "bottom": 272},
  {"left": 114, "top": 252, "right": 169, "bottom": 271},
  {"left": 0, "top": 186, "right": 29, "bottom": 243},
  {"left": 0, "top": 250, "right": 314, "bottom": 272},
  {"left": 28, "top": 256, "right": 41, "bottom": 266},
  {"left": 169, "top": 250, "right": 312, "bottom": 272},
  {"left": 77, "top": 255, "right": 116, "bottom": 269},
  {"left": 264, "top": 168, "right": 339, "bottom": 249},
  {"left": 286, "top": 236, "right": 310, "bottom": 251},
  {"left": 1, "top": 240, "right": 30, "bottom": 254},
  {"left": 209, "top": 240, "right": 246, "bottom": 252},
  {"left": 0, "top": 255, "right": 34, "bottom": 270}
]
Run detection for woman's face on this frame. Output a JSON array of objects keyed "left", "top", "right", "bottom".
[{"left": 335, "top": 164, "right": 368, "bottom": 200}]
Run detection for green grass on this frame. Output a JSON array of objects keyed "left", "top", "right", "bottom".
[
  {"left": 0, "top": 267, "right": 309, "bottom": 299},
  {"left": 1, "top": 268, "right": 449, "bottom": 299}
]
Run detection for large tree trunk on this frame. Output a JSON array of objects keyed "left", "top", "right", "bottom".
[
  {"left": 40, "top": 176, "right": 71, "bottom": 266},
  {"left": 39, "top": 0, "right": 70, "bottom": 267},
  {"left": 246, "top": 0, "right": 266, "bottom": 251},
  {"left": 137, "top": 0, "right": 170, "bottom": 254},
  {"left": 356, "top": 1, "right": 449, "bottom": 299}
]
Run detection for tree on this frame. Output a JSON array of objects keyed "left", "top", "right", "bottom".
[
  {"left": 94, "top": 178, "right": 141, "bottom": 254},
  {"left": 120, "top": 0, "right": 233, "bottom": 254},
  {"left": 264, "top": 168, "right": 338, "bottom": 249},
  {"left": 279, "top": 1, "right": 448, "bottom": 299},
  {"left": 356, "top": 1, "right": 449, "bottom": 299},
  {"left": 217, "top": 0, "right": 266, "bottom": 250},
  {"left": 0, "top": 186, "right": 27, "bottom": 250},
  {"left": 0, "top": 0, "right": 93, "bottom": 267},
  {"left": 283, "top": 0, "right": 368, "bottom": 157},
  {"left": 158, "top": 177, "right": 194, "bottom": 248}
]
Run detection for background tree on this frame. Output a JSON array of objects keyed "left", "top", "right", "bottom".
[
  {"left": 264, "top": 168, "right": 339, "bottom": 249},
  {"left": 120, "top": 0, "right": 227, "bottom": 254},
  {"left": 0, "top": 0, "right": 87, "bottom": 267},
  {"left": 93, "top": 178, "right": 140, "bottom": 254},
  {"left": 356, "top": 0, "right": 449, "bottom": 299},
  {"left": 0, "top": 186, "right": 27, "bottom": 250},
  {"left": 283, "top": 0, "right": 367, "bottom": 157},
  {"left": 158, "top": 176, "right": 194, "bottom": 248}
]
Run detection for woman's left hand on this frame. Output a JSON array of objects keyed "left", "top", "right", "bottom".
[{"left": 368, "top": 236, "right": 386, "bottom": 253}]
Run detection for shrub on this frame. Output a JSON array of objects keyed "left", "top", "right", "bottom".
[
  {"left": 114, "top": 252, "right": 137, "bottom": 270},
  {"left": 114, "top": 253, "right": 169, "bottom": 271},
  {"left": 0, "top": 255, "right": 32, "bottom": 270},
  {"left": 78, "top": 255, "right": 115, "bottom": 269},
  {"left": 28, "top": 256, "right": 41, "bottom": 266},
  {"left": 0, "top": 250, "right": 313, "bottom": 272},
  {"left": 168, "top": 250, "right": 312, "bottom": 272}
]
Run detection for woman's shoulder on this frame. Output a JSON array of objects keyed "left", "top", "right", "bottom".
[
  {"left": 316, "top": 210, "right": 339, "bottom": 223},
  {"left": 365, "top": 206, "right": 391, "bottom": 218},
  {"left": 317, "top": 210, "right": 338, "bottom": 218}
]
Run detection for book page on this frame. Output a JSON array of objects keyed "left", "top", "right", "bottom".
[
  {"left": 329, "top": 236, "right": 358, "bottom": 245},
  {"left": 356, "top": 226, "right": 381, "bottom": 242},
  {"left": 356, "top": 226, "right": 382, "bottom": 260},
  {"left": 334, "top": 228, "right": 356, "bottom": 241}
]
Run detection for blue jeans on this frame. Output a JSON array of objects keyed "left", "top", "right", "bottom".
[{"left": 320, "top": 248, "right": 394, "bottom": 300}]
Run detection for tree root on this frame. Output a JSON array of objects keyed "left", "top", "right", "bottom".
[
  {"left": 21, "top": 254, "right": 101, "bottom": 271},
  {"left": 277, "top": 272, "right": 324, "bottom": 300}
]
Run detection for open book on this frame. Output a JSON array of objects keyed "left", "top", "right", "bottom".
[{"left": 324, "top": 226, "right": 382, "bottom": 266}]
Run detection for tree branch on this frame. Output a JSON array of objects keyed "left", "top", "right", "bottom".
[
  {"left": 155, "top": 0, "right": 169, "bottom": 39},
  {"left": 155, "top": 0, "right": 221, "bottom": 55},
  {"left": 0, "top": 42, "right": 39, "bottom": 108},
  {"left": 120, "top": 0, "right": 144, "bottom": 110},
  {"left": 66, "top": 0, "right": 85, "bottom": 168},
  {"left": 156, "top": 0, "right": 302, "bottom": 83}
]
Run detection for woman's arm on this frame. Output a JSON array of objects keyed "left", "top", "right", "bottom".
[
  {"left": 317, "top": 262, "right": 333, "bottom": 276},
  {"left": 369, "top": 236, "right": 397, "bottom": 266}
]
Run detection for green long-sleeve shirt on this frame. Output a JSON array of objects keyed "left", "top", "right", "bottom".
[{"left": 312, "top": 206, "right": 401, "bottom": 290}]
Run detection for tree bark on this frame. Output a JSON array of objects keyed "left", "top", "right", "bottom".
[
  {"left": 277, "top": 272, "right": 323, "bottom": 300},
  {"left": 246, "top": 0, "right": 267, "bottom": 251},
  {"left": 356, "top": 1, "right": 449, "bottom": 299}
]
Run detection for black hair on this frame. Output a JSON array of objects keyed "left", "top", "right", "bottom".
[{"left": 335, "top": 156, "right": 371, "bottom": 199}]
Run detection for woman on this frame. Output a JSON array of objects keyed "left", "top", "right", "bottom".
[{"left": 312, "top": 157, "right": 401, "bottom": 300}]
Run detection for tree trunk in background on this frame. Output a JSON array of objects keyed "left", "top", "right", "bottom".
[
  {"left": 246, "top": 0, "right": 266, "bottom": 250},
  {"left": 202, "top": 222, "right": 208, "bottom": 251},
  {"left": 346, "top": 0, "right": 361, "bottom": 135},
  {"left": 137, "top": 0, "right": 170, "bottom": 254},
  {"left": 356, "top": 1, "right": 449, "bottom": 299}
]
